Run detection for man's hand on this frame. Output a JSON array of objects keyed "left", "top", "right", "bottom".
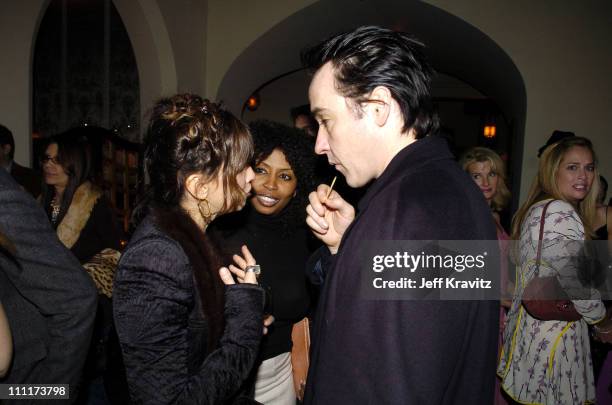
[{"left": 306, "top": 184, "right": 355, "bottom": 254}]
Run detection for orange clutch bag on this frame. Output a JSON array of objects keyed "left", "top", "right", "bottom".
[{"left": 291, "top": 317, "right": 310, "bottom": 401}]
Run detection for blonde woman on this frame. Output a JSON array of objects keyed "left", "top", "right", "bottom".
[
  {"left": 497, "top": 136, "right": 612, "bottom": 404},
  {"left": 461, "top": 147, "right": 512, "bottom": 302},
  {"left": 461, "top": 147, "right": 511, "bottom": 405},
  {"left": 461, "top": 147, "right": 511, "bottom": 278}
]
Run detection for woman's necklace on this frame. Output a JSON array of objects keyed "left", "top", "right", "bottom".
[{"left": 50, "top": 196, "right": 61, "bottom": 224}]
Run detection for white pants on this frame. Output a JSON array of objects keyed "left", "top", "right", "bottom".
[{"left": 254, "top": 352, "right": 296, "bottom": 405}]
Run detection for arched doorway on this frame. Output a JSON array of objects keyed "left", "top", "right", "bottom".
[
  {"left": 33, "top": 0, "right": 140, "bottom": 142},
  {"left": 217, "top": 0, "right": 526, "bottom": 211}
]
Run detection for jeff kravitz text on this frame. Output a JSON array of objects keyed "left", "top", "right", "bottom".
[{"left": 371, "top": 250, "right": 493, "bottom": 290}]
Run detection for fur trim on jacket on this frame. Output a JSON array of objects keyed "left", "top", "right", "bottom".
[{"left": 56, "top": 181, "right": 102, "bottom": 249}]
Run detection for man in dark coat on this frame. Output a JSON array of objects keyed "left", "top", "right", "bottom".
[
  {"left": 0, "top": 168, "right": 97, "bottom": 403},
  {"left": 302, "top": 26, "right": 499, "bottom": 404},
  {"left": 0, "top": 124, "right": 41, "bottom": 197}
]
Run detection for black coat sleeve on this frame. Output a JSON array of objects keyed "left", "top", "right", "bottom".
[
  {"left": 0, "top": 170, "right": 97, "bottom": 398},
  {"left": 113, "top": 239, "right": 264, "bottom": 405},
  {"left": 306, "top": 246, "right": 334, "bottom": 285}
]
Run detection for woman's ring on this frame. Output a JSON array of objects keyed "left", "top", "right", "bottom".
[{"left": 245, "top": 265, "right": 261, "bottom": 276}]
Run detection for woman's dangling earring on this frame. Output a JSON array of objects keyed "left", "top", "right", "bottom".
[{"left": 197, "top": 198, "right": 214, "bottom": 224}]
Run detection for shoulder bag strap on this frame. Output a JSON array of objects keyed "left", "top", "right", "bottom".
[{"left": 535, "top": 200, "right": 555, "bottom": 271}]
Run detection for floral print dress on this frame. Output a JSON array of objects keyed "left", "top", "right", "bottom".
[{"left": 497, "top": 199, "right": 605, "bottom": 405}]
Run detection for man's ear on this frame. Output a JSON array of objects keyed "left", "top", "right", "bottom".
[
  {"left": 185, "top": 174, "right": 209, "bottom": 200},
  {"left": 367, "top": 86, "right": 392, "bottom": 127}
]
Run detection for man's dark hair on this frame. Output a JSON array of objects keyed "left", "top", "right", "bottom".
[
  {"left": 290, "top": 104, "right": 319, "bottom": 136},
  {"left": 290, "top": 104, "right": 312, "bottom": 122},
  {"left": 537, "top": 130, "right": 575, "bottom": 158},
  {"left": 0, "top": 124, "right": 15, "bottom": 159},
  {"left": 301, "top": 25, "right": 438, "bottom": 138}
]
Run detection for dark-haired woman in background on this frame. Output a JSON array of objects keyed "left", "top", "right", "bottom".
[
  {"left": 214, "top": 120, "right": 317, "bottom": 404},
  {"left": 40, "top": 131, "right": 124, "bottom": 404},
  {"left": 41, "top": 132, "right": 121, "bottom": 264},
  {"left": 113, "top": 94, "right": 267, "bottom": 404},
  {"left": 594, "top": 176, "right": 610, "bottom": 241},
  {"left": 594, "top": 175, "right": 612, "bottom": 403}
]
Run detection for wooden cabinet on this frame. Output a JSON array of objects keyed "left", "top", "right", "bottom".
[{"left": 99, "top": 133, "right": 141, "bottom": 234}]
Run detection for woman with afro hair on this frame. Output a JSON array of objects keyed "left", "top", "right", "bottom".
[{"left": 213, "top": 119, "right": 318, "bottom": 405}]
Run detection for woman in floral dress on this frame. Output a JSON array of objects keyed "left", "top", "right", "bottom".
[{"left": 497, "top": 136, "right": 612, "bottom": 404}]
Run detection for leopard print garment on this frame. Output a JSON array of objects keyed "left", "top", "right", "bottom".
[{"left": 83, "top": 248, "right": 121, "bottom": 298}]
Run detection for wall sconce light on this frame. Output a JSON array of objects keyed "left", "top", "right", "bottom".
[
  {"left": 246, "top": 93, "right": 260, "bottom": 111},
  {"left": 483, "top": 125, "right": 496, "bottom": 138}
]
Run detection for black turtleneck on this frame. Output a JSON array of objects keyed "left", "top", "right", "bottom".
[{"left": 214, "top": 207, "right": 312, "bottom": 361}]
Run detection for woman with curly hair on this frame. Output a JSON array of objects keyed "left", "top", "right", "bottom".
[
  {"left": 39, "top": 130, "right": 124, "bottom": 403},
  {"left": 113, "top": 94, "right": 267, "bottom": 404},
  {"left": 214, "top": 120, "right": 317, "bottom": 405}
]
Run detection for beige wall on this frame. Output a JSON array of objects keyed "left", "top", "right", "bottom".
[
  {"left": 155, "top": 0, "right": 207, "bottom": 95},
  {"left": 113, "top": 0, "right": 178, "bottom": 131},
  {"left": 205, "top": 0, "right": 316, "bottom": 100},
  {"left": 115, "top": 0, "right": 209, "bottom": 127},
  {"left": 0, "top": 1, "right": 48, "bottom": 167},
  {"left": 423, "top": 0, "right": 612, "bottom": 201},
  {"left": 2, "top": 0, "right": 610, "bottom": 203}
]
